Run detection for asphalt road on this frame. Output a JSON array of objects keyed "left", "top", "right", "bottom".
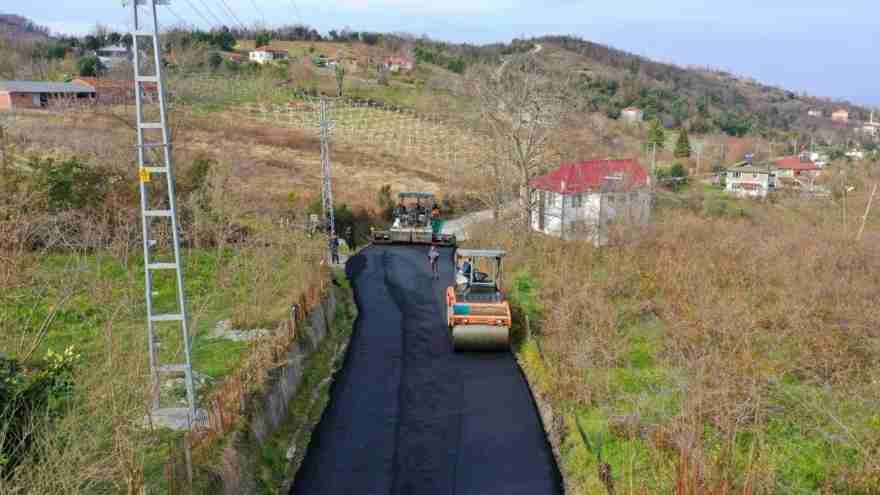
[{"left": 292, "top": 245, "right": 562, "bottom": 495}]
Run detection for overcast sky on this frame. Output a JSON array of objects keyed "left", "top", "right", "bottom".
[{"left": 10, "top": 1, "right": 879, "bottom": 106}]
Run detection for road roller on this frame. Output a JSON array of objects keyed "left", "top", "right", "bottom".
[
  {"left": 446, "top": 249, "right": 511, "bottom": 351},
  {"left": 372, "top": 192, "right": 457, "bottom": 247}
]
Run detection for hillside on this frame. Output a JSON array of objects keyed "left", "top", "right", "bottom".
[
  {"left": 407, "top": 34, "right": 872, "bottom": 139},
  {"left": 0, "top": 13, "right": 50, "bottom": 41}
]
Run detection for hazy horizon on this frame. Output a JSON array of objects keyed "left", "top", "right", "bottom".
[{"left": 8, "top": 1, "right": 878, "bottom": 107}]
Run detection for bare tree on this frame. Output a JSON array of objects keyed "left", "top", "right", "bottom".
[{"left": 470, "top": 55, "right": 569, "bottom": 227}]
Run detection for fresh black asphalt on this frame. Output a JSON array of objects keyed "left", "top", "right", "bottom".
[{"left": 292, "top": 245, "right": 562, "bottom": 495}]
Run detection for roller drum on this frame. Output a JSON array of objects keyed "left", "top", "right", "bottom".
[{"left": 452, "top": 325, "right": 510, "bottom": 351}]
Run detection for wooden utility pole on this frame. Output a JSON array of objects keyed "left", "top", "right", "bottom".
[
  {"left": 0, "top": 124, "right": 7, "bottom": 174},
  {"left": 856, "top": 184, "right": 877, "bottom": 241},
  {"left": 843, "top": 170, "right": 849, "bottom": 236}
]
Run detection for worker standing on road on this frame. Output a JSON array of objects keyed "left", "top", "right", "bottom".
[
  {"left": 329, "top": 234, "right": 340, "bottom": 265},
  {"left": 431, "top": 203, "right": 442, "bottom": 234},
  {"left": 428, "top": 244, "right": 440, "bottom": 280},
  {"left": 345, "top": 225, "right": 356, "bottom": 252}
]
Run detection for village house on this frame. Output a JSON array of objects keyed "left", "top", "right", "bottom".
[
  {"left": 72, "top": 76, "right": 157, "bottom": 104},
  {"left": 773, "top": 155, "right": 821, "bottom": 180},
  {"left": 723, "top": 162, "right": 777, "bottom": 198},
  {"left": 0, "top": 80, "right": 95, "bottom": 110},
  {"left": 859, "top": 111, "right": 879, "bottom": 137},
  {"left": 530, "top": 158, "right": 652, "bottom": 245},
  {"left": 96, "top": 44, "right": 131, "bottom": 69},
  {"left": 249, "top": 46, "right": 289, "bottom": 65},
  {"left": 620, "top": 107, "right": 644, "bottom": 123},
  {"left": 831, "top": 109, "right": 849, "bottom": 123},
  {"left": 807, "top": 109, "right": 822, "bottom": 117},
  {"left": 384, "top": 56, "right": 414, "bottom": 73}
]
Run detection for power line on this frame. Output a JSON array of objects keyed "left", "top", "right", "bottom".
[
  {"left": 214, "top": 0, "right": 248, "bottom": 30},
  {"left": 247, "top": 0, "right": 266, "bottom": 25},
  {"left": 166, "top": 4, "right": 190, "bottom": 26},
  {"left": 195, "top": 0, "right": 226, "bottom": 28},
  {"left": 181, "top": 0, "right": 216, "bottom": 29}
]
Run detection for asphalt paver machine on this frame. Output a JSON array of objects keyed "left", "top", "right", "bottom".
[
  {"left": 446, "top": 249, "right": 512, "bottom": 351},
  {"left": 372, "top": 192, "right": 456, "bottom": 246}
]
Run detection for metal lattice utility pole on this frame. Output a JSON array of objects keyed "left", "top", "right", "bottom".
[
  {"left": 319, "top": 97, "right": 336, "bottom": 237},
  {"left": 129, "top": 0, "right": 197, "bottom": 426}
]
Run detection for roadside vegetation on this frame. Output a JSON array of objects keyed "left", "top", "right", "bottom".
[
  {"left": 470, "top": 183, "right": 880, "bottom": 494},
  {"left": 0, "top": 115, "right": 326, "bottom": 493}
]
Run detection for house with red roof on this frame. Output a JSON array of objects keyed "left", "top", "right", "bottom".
[
  {"left": 723, "top": 163, "right": 777, "bottom": 198},
  {"left": 249, "top": 46, "right": 289, "bottom": 65},
  {"left": 529, "top": 158, "right": 651, "bottom": 244},
  {"left": 773, "top": 155, "right": 821, "bottom": 181}
]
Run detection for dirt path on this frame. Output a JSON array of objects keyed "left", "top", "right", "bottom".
[
  {"left": 441, "top": 209, "right": 495, "bottom": 241},
  {"left": 292, "top": 245, "right": 561, "bottom": 494}
]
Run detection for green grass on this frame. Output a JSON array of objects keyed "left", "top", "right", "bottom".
[{"left": 3, "top": 249, "right": 283, "bottom": 384}]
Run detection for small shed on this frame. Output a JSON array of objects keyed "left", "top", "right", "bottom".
[
  {"left": 0, "top": 80, "right": 95, "bottom": 110},
  {"left": 621, "top": 107, "right": 644, "bottom": 123}
]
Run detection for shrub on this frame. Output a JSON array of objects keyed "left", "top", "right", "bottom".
[
  {"left": 76, "top": 56, "right": 104, "bottom": 77},
  {"left": 31, "top": 156, "right": 107, "bottom": 212}
]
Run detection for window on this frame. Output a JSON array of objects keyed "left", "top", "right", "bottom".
[
  {"left": 733, "top": 172, "right": 741, "bottom": 178},
  {"left": 571, "top": 193, "right": 584, "bottom": 208}
]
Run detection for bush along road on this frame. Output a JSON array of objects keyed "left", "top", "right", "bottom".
[{"left": 292, "top": 245, "right": 562, "bottom": 495}]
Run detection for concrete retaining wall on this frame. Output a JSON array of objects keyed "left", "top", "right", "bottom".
[{"left": 218, "top": 289, "right": 338, "bottom": 495}]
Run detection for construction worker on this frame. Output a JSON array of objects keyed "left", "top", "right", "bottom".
[
  {"left": 431, "top": 203, "right": 442, "bottom": 234},
  {"left": 396, "top": 199, "right": 407, "bottom": 224},
  {"left": 428, "top": 244, "right": 440, "bottom": 280},
  {"left": 329, "top": 234, "right": 340, "bottom": 265},
  {"left": 345, "top": 225, "right": 356, "bottom": 252},
  {"left": 461, "top": 258, "right": 472, "bottom": 282}
]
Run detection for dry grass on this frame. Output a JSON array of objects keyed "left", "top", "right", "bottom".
[
  {"left": 0, "top": 107, "right": 327, "bottom": 493},
  {"left": 471, "top": 190, "right": 880, "bottom": 494}
]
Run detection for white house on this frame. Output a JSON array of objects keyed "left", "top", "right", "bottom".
[
  {"left": 384, "top": 56, "right": 414, "bottom": 73},
  {"left": 723, "top": 163, "right": 777, "bottom": 198},
  {"left": 530, "top": 159, "right": 651, "bottom": 245},
  {"left": 96, "top": 45, "right": 131, "bottom": 69},
  {"left": 860, "top": 112, "right": 879, "bottom": 137},
  {"left": 249, "top": 46, "right": 289, "bottom": 64},
  {"left": 807, "top": 109, "right": 822, "bottom": 118},
  {"left": 621, "top": 107, "right": 644, "bottom": 123}
]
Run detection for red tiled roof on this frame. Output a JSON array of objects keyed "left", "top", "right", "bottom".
[
  {"left": 530, "top": 159, "right": 649, "bottom": 194},
  {"left": 622, "top": 107, "right": 641, "bottom": 112},
  {"left": 773, "top": 156, "right": 819, "bottom": 171}
]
